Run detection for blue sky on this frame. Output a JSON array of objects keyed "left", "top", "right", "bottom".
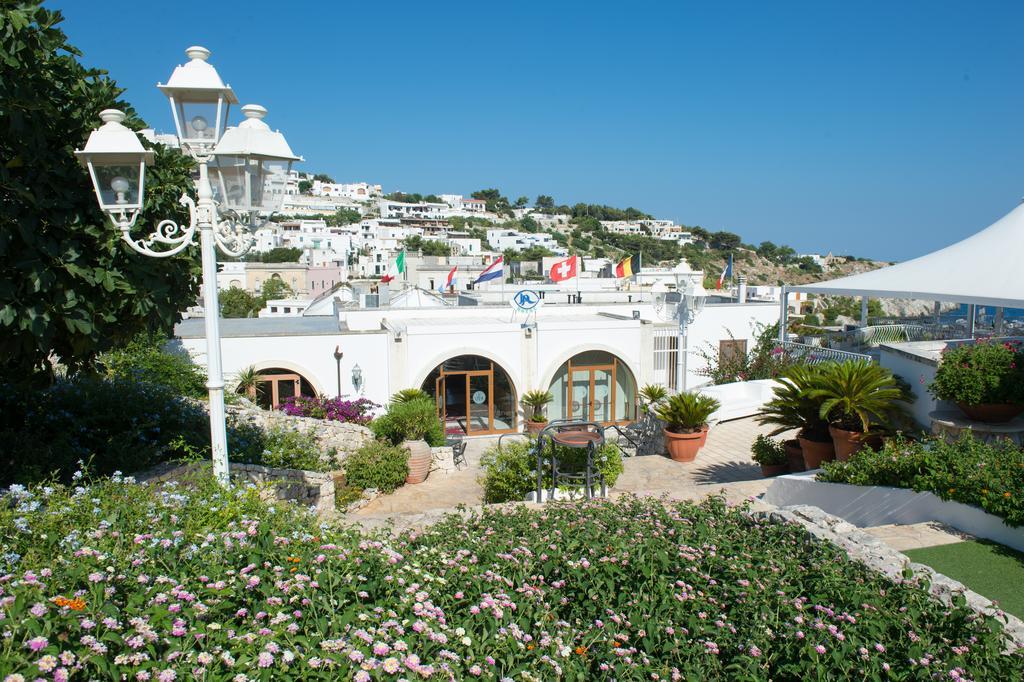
[{"left": 59, "top": 0, "right": 1024, "bottom": 261}]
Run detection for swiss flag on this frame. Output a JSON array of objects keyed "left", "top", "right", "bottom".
[{"left": 550, "top": 255, "right": 578, "bottom": 282}]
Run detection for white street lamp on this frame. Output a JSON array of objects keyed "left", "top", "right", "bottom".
[
  {"left": 157, "top": 46, "right": 237, "bottom": 154},
  {"left": 675, "top": 278, "right": 708, "bottom": 392},
  {"left": 75, "top": 46, "right": 300, "bottom": 486}
]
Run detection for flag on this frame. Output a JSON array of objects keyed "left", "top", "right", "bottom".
[
  {"left": 716, "top": 253, "right": 733, "bottom": 290},
  {"left": 380, "top": 250, "right": 405, "bottom": 283},
  {"left": 473, "top": 256, "right": 503, "bottom": 284},
  {"left": 550, "top": 255, "right": 578, "bottom": 282},
  {"left": 615, "top": 255, "right": 639, "bottom": 278},
  {"left": 438, "top": 265, "right": 457, "bottom": 292}
]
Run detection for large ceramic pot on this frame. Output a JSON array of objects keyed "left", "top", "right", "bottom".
[
  {"left": 760, "top": 463, "right": 788, "bottom": 477},
  {"left": 663, "top": 426, "right": 709, "bottom": 463},
  {"left": 798, "top": 436, "right": 835, "bottom": 470},
  {"left": 784, "top": 439, "right": 805, "bottom": 472},
  {"left": 404, "top": 439, "right": 432, "bottom": 485},
  {"left": 829, "top": 426, "right": 866, "bottom": 462},
  {"left": 956, "top": 403, "right": 1024, "bottom": 424},
  {"left": 526, "top": 419, "right": 548, "bottom": 435}
]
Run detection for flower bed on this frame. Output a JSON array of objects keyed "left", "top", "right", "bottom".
[
  {"left": 2, "top": 474, "right": 1022, "bottom": 679},
  {"left": 819, "top": 433, "right": 1024, "bottom": 527},
  {"left": 278, "top": 395, "right": 377, "bottom": 424}
]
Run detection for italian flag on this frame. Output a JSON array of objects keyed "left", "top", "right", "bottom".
[{"left": 380, "top": 251, "right": 405, "bottom": 283}]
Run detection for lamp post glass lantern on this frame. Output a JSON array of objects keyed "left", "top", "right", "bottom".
[
  {"left": 352, "top": 364, "right": 363, "bottom": 393},
  {"left": 75, "top": 46, "right": 300, "bottom": 486},
  {"left": 675, "top": 279, "right": 708, "bottom": 392}
]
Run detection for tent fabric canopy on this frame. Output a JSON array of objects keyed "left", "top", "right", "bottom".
[{"left": 790, "top": 203, "right": 1024, "bottom": 308}]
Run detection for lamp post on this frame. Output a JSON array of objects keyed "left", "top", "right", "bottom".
[
  {"left": 75, "top": 46, "right": 301, "bottom": 486},
  {"left": 675, "top": 278, "right": 707, "bottom": 393},
  {"left": 333, "top": 346, "right": 344, "bottom": 398}
]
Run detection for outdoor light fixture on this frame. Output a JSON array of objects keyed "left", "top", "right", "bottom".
[
  {"left": 210, "top": 104, "right": 301, "bottom": 223},
  {"left": 333, "top": 346, "right": 344, "bottom": 398},
  {"left": 75, "top": 45, "right": 301, "bottom": 486},
  {"left": 157, "top": 46, "right": 238, "bottom": 154},
  {"left": 351, "top": 364, "right": 363, "bottom": 393},
  {"left": 675, "top": 278, "right": 709, "bottom": 392},
  {"left": 75, "top": 110, "right": 154, "bottom": 229}
]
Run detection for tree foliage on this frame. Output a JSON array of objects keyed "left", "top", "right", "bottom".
[
  {"left": 246, "top": 247, "right": 302, "bottom": 263},
  {"left": 325, "top": 207, "right": 361, "bottom": 226},
  {"left": 0, "top": 1, "right": 199, "bottom": 383}
]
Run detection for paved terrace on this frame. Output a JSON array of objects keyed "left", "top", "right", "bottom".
[{"left": 347, "top": 417, "right": 785, "bottom": 531}]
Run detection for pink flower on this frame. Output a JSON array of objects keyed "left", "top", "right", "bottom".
[
  {"left": 26, "top": 636, "right": 48, "bottom": 652},
  {"left": 257, "top": 652, "right": 274, "bottom": 668},
  {"left": 815, "top": 644, "right": 826, "bottom": 654}
]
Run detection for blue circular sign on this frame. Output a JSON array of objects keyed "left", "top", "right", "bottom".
[{"left": 511, "top": 289, "right": 542, "bottom": 312}]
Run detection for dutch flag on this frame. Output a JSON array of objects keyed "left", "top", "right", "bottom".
[{"left": 473, "top": 256, "right": 504, "bottom": 285}]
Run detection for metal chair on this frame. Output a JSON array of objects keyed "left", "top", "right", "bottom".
[{"left": 533, "top": 420, "right": 607, "bottom": 501}]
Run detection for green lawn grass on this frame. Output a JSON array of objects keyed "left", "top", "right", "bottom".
[{"left": 905, "top": 540, "right": 1024, "bottom": 619}]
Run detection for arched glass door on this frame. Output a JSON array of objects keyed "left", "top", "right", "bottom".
[
  {"left": 422, "top": 356, "right": 516, "bottom": 435},
  {"left": 549, "top": 351, "right": 636, "bottom": 424}
]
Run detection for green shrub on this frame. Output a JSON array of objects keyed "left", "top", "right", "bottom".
[
  {"left": 99, "top": 333, "right": 208, "bottom": 399},
  {"left": 750, "top": 434, "right": 787, "bottom": 465},
  {"left": 930, "top": 339, "right": 1024, "bottom": 405},
  {"left": 479, "top": 438, "right": 624, "bottom": 503},
  {"left": 233, "top": 426, "right": 334, "bottom": 472},
  {"left": 0, "top": 376, "right": 209, "bottom": 485},
  {"left": 370, "top": 397, "right": 445, "bottom": 446},
  {"left": 343, "top": 440, "right": 409, "bottom": 492},
  {"left": 819, "top": 433, "right": 1024, "bottom": 526}
]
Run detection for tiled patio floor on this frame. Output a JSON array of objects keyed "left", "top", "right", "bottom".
[{"left": 349, "top": 417, "right": 785, "bottom": 526}]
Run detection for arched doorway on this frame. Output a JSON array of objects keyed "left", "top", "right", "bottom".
[
  {"left": 242, "top": 367, "right": 318, "bottom": 409},
  {"left": 547, "top": 351, "right": 637, "bottom": 424},
  {"left": 421, "top": 355, "right": 517, "bottom": 435}
]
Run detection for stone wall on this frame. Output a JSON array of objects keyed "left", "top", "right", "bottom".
[
  {"left": 225, "top": 399, "right": 373, "bottom": 469},
  {"left": 763, "top": 504, "right": 1024, "bottom": 650},
  {"left": 136, "top": 461, "right": 336, "bottom": 514}
]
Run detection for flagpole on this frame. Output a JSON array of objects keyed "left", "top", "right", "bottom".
[{"left": 575, "top": 254, "right": 580, "bottom": 302}]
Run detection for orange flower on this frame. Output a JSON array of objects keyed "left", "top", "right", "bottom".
[
  {"left": 526, "top": 644, "right": 534, "bottom": 650},
  {"left": 52, "top": 596, "right": 86, "bottom": 611},
  {"left": 1005, "top": 492, "right": 1012, "bottom": 499},
  {"left": 575, "top": 646, "right": 587, "bottom": 655}
]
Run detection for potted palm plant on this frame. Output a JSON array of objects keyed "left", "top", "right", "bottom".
[
  {"left": 751, "top": 435, "right": 789, "bottom": 477},
  {"left": 812, "top": 360, "right": 906, "bottom": 461},
  {"left": 654, "top": 392, "right": 720, "bottom": 462},
  {"left": 521, "top": 390, "right": 554, "bottom": 434},
  {"left": 638, "top": 384, "right": 669, "bottom": 413},
  {"left": 756, "top": 364, "right": 834, "bottom": 469}
]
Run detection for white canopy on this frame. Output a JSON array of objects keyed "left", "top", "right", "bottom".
[{"left": 791, "top": 202, "right": 1024, "bottom": 308}]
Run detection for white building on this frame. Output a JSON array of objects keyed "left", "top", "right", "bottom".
[
  {"left": 486, "top": 229, "right": 565, "bottom": 255},
  {"left": 379, "top": 199, "right": 447, "bottom": 221},
  {"left": 174, "top": 295, "right": 779, "bottom": 429},
  {"left": 311, "top": 181, "right": 382, "bottom": 200},
  {"left": 438, "top": 194, "right": 487, "bottom": 214}
]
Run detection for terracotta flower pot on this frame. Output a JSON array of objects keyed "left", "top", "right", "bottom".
[
  {"left": 526, "top": 419, "right": 548, "bottom": 435},
  {"left": 798, "top": 437, "right": 835, "bottom": 470},
  {"left": 956, "top": 403, "right": 1024, "bottom": 424},
  {"left": 829, "top": 425, "right": 875, "bottom": 462},
  {"left": 663, "top": 426, "right": 709, "bottom": 463},
  {"left": 784, "top": 439, "right": 805, "bottom": 472},
  {"left": 760, "top": 463, "right": 788, "bottom": 477},
  {"left": 403, "top": 439, "right": 432, "bottom": 485}
]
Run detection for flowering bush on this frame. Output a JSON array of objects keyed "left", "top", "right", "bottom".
[
  {"left": 1, "top": 474, "right": 1022, "bottom": 679},
  {"left": 278, "top": 396, "right": 377, "bottom": 424},
  {"left": 930, "top": 339, "right": 1024, "bottom": 405},
  {"left": 696, "top": 322, "right": 794, "bottom": 385},
  {"left": 477, "top": 439, "right": 623, "bottom": 503},
  {"left": 819, "top": 433, "right": 1024, "bottom": 526}
]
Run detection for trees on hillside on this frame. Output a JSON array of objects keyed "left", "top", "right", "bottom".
[
  {"left": 325, "top": 207, "right": 361, "bottom": 226},
  {"left": 247, "top": 247, "right": 303, "bottom": 263},
  {"left": 298, "top": 179, "right": 313, "bottom": 194},
  {"left": 535, "top": 195, "right": 555, "bottom": 210},
  {"left": 0, "top": 1, "right": 199, "bottom": 383}
]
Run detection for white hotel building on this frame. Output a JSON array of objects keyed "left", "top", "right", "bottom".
[{"left": 173, "top": 285, "right": 777, "bottom": 436}]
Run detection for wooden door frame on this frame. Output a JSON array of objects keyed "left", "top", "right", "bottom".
[
  {"left": 250, "top": 372, "right": 302, "bottom": 409},
  {"left": 565, "top": 357, "right": 631, "bottom": 425},
  {"left": 434, "top": 361, "right": 517, "bottom": 435}
]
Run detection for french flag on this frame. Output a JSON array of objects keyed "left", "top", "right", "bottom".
[{"left": 473, "top": 256, "right": 503, "bottom": 285}]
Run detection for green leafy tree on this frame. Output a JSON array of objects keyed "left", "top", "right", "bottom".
[
  {"left": 219, "top": 287, "right": 262, "bottom": 318},
  {"left": 324, "top": 207, "right": 361, "bottom": 226},
  {"left": 535, "top": 195, "right": 555, "bottom": 210},
  {"left": 297, "top": 179, "right": 312, "bottom": 194},
  {"left": 519, "top": 215, "right": 539, "bottom": 232},
  {"left": 260, "top": 278, "right": 294, "bottom": 300},
  {"left": 471, "top": 188, "right": 511, "bottom": 214},
  {"left": 514, "top": 196, "right": 529, "bottom": 208},
  {"left": 248, "top": 247, "right": 302, "bottom": 263},
  {"left": 312, "top": 173, "right": 334, "bottom": 183},
  {"left": 0, "top": 1, "right": 199, "bottom": 383},
  {"left": 709, "top": 231, "right": 742, "bottom": 251}
]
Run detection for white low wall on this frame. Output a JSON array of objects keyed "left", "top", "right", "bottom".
[
  {"left": 764, "top": 471, "right": 1024, "bottom": 553},
  {"left": 699, "top": 379, "right": 779, "bottom": 423}
]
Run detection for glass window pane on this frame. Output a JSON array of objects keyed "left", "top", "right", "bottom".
[
  {"left": 593, "top": 368, "right": 613, "bottom": 422},
  {"left": 92, "top": 164, "right": 142, "bottom": 210},
  {"left": 468, "top": 375, "right": 490, "bottom": 433},
  {"left": 547, "top": 362, "right": 568, "bottom": 422},
  {"left": 492, "top": 367, "right": 516, "bottom": 431},
  {"left": 615, "top": 362, "right": 637, "bottom": 421}
]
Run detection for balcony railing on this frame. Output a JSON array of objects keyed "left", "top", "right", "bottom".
[{"left": 779, "top": 341, "right": 873, "bottom": 365}]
